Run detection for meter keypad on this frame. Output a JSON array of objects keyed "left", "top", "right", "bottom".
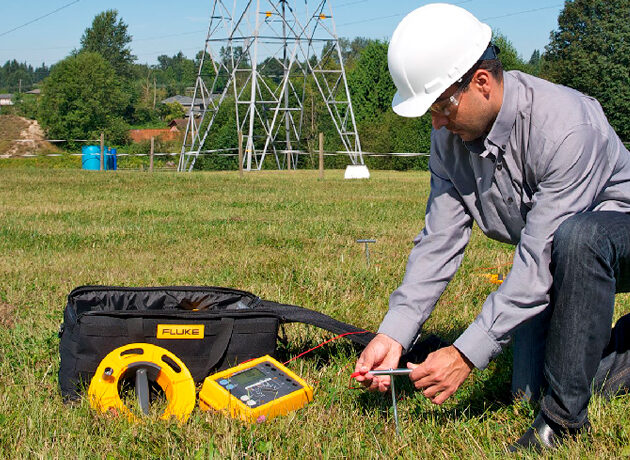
[{"left": 217, "top": 361, "right": 304, "bottom": 408}]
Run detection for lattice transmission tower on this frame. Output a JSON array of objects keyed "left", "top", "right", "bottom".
[{"left": 177, "top": 0, "right": 366, "bottom": 174}]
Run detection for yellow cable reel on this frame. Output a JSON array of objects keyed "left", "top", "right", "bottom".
[{"left": 88, "top": 343, "right": 196, "bottom": 423}]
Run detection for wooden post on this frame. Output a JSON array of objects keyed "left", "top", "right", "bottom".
[
  {"left": 100, "top": 132, "right": 104, "bottom": 171},
  {"left": 238, "top": 131, "right": 244, "bottom": 177},
  {"left": 318, "top": 132, "right": 324, "bottom": 180},
  {"left": 287, "top": 147, "right": 291, "bottom": 171},
  {"left": 150, "top": 136, "right": 155, "bottom": 172}
]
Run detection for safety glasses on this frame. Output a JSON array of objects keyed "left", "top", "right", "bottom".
[
  {"left": 429, "top": 44, "right": 499, "bottom": 117},
  {"left": 429, "top": 87, "right": 465, "bottom": 116}
]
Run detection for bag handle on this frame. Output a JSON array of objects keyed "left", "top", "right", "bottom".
[{"left": 258, "top": 300, "right": 375, "bottom": 346}]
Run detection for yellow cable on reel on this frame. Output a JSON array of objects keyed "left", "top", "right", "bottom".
[{"left": 88, "top": 343, "right": 196, "bottom": 423}]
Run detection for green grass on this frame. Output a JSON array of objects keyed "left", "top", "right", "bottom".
[
  {"left": 0, "top": 150, "right": 175, "bottom": 170},
  {"left": 0, "top": 168, "right": 629, "bottom": 458}
]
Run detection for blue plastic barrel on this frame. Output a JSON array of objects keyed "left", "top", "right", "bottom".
[
  {"left": 103, "top": 147, "right": 109, "bottom": 171},
  {"left": 108, "top": 148, "right": 117, "bottom": 171},
  {"left": 82, "top": 145, "right": 101, "bottom": 170}
]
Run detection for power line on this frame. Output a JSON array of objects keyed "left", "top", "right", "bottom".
[
  {"left": 0, "top": 1, "right": 81, "bottom": 38},
  {"left": 134, "top": 29, "right": 207, "bottom": 42},
  {"left": 139, "top": 2, "right": 372, "bottom": 42},
  {"left": 481, "top": 4, "right": 563, "bottom": 21},
  {"left": 338, "top": 12, "right": 403, "bottom": 27},
  {"left": 337, "top": 2, "right": 561, "bottom": 29},
  {"left": 0, "top": 45, "right": 76, "bottom": 52},
  {"left": 335, "top": 0, "right": 370, "bottom": 9},
  {"left": 0, "top": 1, "right": 564, "bottom": 66},
  {"left": 336, "top": 0, "right": 479, "bottom": 28},
  {"left": 135, "top": 46, "right": 202, "bottom": 60}
]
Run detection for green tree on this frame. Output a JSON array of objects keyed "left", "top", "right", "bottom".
[
  {"left": 347, "top": 40, "right": 396, "bottom": 123},
  {"left": 160, "top": 102, "right": 185, "bottom": 123},
  {"left": 80, "top": 10, "right": 135, "bottom": 78},
  {"left": 156, "top": 52, "right": 198, "bottom": 95},
  {"left": 259, "top": 56, "right": 285, "bottom": 84},
  {"left": 528, "top": 49, "right": 542, "bottom": 76},
  {"left": 0, "top": 60, "right": 48, "bottom": 93},
  {"left": 492, "top": 32, "right": 531, "bottom": 72},
  {"left": 127, "top": 64, "right": 165, "bottom": 125},
  {"left": 219, "top": 46, "right": 250, "bottom": 70},
  {"left": 336, "top": 37, "right": 371, "bottom": 70},
  {"left": 196, "top": 96, "right": 239, "bottom": 171},
  {"left": 39, "top": 52, "right": 130, "bottom": 146},
  {"left": 15, "top": 93, "right": 40, "bottom": 119},
  {"left": 542, "top": 0, "right": 630, "bottom": 140},
  {"left": 345, "top": 39, "right": 432, "bottom": 169}
]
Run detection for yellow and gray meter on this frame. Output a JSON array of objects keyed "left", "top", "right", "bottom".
[{"left": 199, "top": 355, "right": 313, "bottom": 422}]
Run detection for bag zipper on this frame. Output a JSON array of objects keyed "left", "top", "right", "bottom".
[
  {"left": 69, "top": 284, "right": 260, "bottom": 300},
  {"left": 67, "top": 285, "right": 264, "bottom": 317},
  {"left": 80, "top": 309, "right": 278, "bottom": 320}
]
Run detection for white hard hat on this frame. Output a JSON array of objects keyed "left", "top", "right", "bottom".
[{"left": 389, "top": 3, "right": 492, "bottom": 117}]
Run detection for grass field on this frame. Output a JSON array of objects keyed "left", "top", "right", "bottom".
[{"left": 1, "top": 167, "right": 629, "bottom": 458}]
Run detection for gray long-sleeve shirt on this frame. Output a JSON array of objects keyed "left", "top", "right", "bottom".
[{"left": 377, "top": 70, "right": 630, "bottom": 369}]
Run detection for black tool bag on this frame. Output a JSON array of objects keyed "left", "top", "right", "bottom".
[{"left": 59, "top": 285, "right": 375, "bottom": 400}]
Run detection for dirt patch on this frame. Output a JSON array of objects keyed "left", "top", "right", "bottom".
[
  {"left": 0, "top": 115, "right": 58, "bottom": 157},
  {"left": 0, "top": 301, "right": 17, "bottom": 327}
]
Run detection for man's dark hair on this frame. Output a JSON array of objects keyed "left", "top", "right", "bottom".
[
  {"left": 458, "top": 43, "right": 504, "bottom": 89},
  {"left": 458, "top": 58, "right": 503, "bottom": 91},
  {"left": 478, "top": 59, "right": 503, "bottom": 82}
]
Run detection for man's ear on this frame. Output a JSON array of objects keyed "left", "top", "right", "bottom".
[{"left": 472, "top": 69, "right": 492, "bottom": 97}]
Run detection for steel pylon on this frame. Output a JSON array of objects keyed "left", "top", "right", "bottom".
[{"left": 177, "top": 0, "right": 364, "bottom": 172}]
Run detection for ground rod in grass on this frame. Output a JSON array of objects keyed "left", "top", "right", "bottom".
[
  {"left": 356, "top": 239, "right": 376, "bottom": 266},
  {"left": 355, "top": 368, "right": 412, "bottom": 435}
]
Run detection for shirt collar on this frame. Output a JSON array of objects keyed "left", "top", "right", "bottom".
[
  {"left": 485, "top": 71, "right": 517, "bottom": 152},
  {"left": 463, "top": 137, "right": 486, "bottom": 156}
]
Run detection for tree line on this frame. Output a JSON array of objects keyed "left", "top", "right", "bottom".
[
  {"left": 0, "top": 61, "right": 50, "bottom": 93},
  {"left": 2, "top": 0, "right": 628, "bottom": 170}
]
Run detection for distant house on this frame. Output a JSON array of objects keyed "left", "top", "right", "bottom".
[
  {"left": 25, "top": 88, "right": 41, "bottom": 95},
  {"left": 128, "top": 118, "right": 199, "bottom": 143},
  {"left": 168, "top": 118, "right": 189, "bottom": 133},
  {"left": 162, "top": 95, "right": 197, "bottom": 106},
  {"left": 0, "top": 94, "right": 14, "bottom": 106},
  {"left": 129, "top": 99, "right": 209, "bottom": 143},
  {"left": 128, "top": 128, "right": 179, "bottom": 143},
  {"left": 161, "top": 94, "right": 219, "bottom": 116}
]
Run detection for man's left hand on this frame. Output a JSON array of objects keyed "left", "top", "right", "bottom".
[{"left": 407, "top": 345, "right": 474, "bottom": 405}]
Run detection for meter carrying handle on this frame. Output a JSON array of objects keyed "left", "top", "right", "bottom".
[{"left": 259, "top": 300, "right": 376, "bottom": 347}]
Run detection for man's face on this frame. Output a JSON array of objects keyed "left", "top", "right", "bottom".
[{"left": 430, "top": 70, "right": 497, "bottom": 142}]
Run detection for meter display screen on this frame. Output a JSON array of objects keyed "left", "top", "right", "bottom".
[{"left": 231, "top": 368, "right": 266, "bottom": 387}]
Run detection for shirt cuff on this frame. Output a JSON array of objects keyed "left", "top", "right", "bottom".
[
  {"left": 376, "top": 310, "right": 420, "bottom": 351},
  {"left": 453, "top": 321, "right": 503, "bottom": 370}
]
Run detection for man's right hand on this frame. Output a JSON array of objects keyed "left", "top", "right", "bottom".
[{"left": 353, "top": 333, "right": 403, "bottom": 392}]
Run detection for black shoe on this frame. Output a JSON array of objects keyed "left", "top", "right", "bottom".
[{"left": 508, "top": 413, "right": 586, "bottom": 452}]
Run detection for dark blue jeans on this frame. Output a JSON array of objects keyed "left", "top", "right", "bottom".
[{"left": 540, "top": 211, "right": 630, "bottom": 429}]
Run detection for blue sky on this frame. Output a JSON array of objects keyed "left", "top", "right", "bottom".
[{"left": 0, "top": 0, "right": 564, "bottom": 67}]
